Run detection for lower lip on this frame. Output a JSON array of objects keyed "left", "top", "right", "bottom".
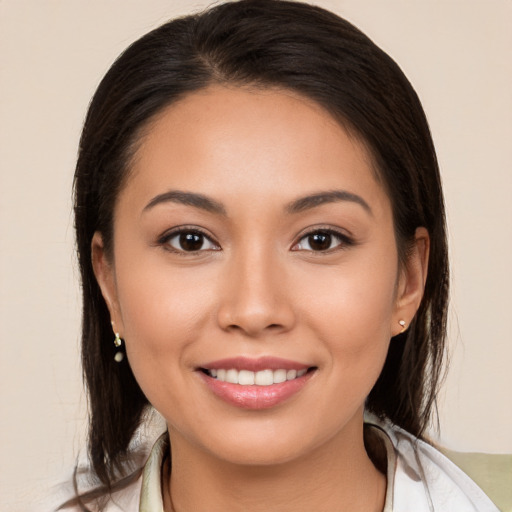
[{"left": 198, "top": 371, "right": 314, "bottom": 409}]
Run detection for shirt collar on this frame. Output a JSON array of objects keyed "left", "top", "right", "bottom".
[
  {"left": 139, "top": 427, "right": 395, "bottom": 511},
  {"left": 139, "top": 432, "right": 168, "bottom": 512}
]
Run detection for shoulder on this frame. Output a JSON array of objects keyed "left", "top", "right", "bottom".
[
  {"left": 48, "top": 420, "right": 169, "bottom": 512},
  {"left": 439, "top": 447, "right": 512, "bottom": 512},
  {"left": 47, "top": 471, "right": 142, "bottom": 512},
  {"left": 367, "top": 418, "right": 503, "bottom": 512},
  {"left": 49, "top": 432, "right": 168, "bottom": 512}
]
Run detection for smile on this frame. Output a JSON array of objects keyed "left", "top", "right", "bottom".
[
  {"left": 198, "top": 357, "right": 316, "bottom": 409},
  {"left": 204, "top": 368, "right": 308, "bottom": 386}
]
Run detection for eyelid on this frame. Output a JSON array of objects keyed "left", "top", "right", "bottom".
[
  {"left": 157, "top": 225, "right": 221, "bottom": 253},
  {"left": 155, "top": 224, "right": 354, "bottom": 254},
  {"left": 291, "top": 226, "right": 355, "bottom": 252}
]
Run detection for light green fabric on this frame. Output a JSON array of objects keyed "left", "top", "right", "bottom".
[{"left": 440, "top": 448, "right": 512, "bottom": 512}]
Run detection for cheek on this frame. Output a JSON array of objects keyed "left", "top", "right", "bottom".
[
  {"left": 319, "top": 290, "right": 393, "bottom": 385},
  {"left": 298, "top": 255, "right": 397, "bottom": 345},
  {"left": 294, "top": 248, "right": 398, "bottom": 395},
  {"left": 113, "top": 254, "right": 216, "bottom": 386},
  {"left": 117, "top": 249, "right": 213, "bottom": 329}
]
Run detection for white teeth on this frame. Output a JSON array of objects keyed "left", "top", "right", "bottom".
[
  {"left": 273, "top": 369, "right": 287, "bottom": 384},
  {"left": 238, "top": 370, "right": 255, "bottom": 385},
  {"left": 208, "top": 368, "right": 309, "bottom": 385},
  {"left": 255, "top": 369, "right": 274, "bottom": 386},
  {"left": 226, "top": 369, "right": 238, "bottom": 384},
  {"left": 286, "top": 369, "right": 297, "bottom": 380}
]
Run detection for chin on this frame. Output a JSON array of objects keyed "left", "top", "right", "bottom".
[
  {"left": 175, "top": 412, "right": 349, "bottom": 469},
  {"left": 208, "top": 436, "right": 311, "bottom": 467}
]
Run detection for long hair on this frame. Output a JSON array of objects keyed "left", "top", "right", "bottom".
[{"left": 74, "top": 0, "right": 448, "bottom": 490}]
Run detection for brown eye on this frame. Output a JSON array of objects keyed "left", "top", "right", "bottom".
[
  {"left": 307, "top": 232, "right": 332, "bottom": 251},
  {"left": 293, "top": 229, "right": 351, "bottom": 252},
  {"left": 165, "top": 230, "right": 219, "bottom": 252},
  {"left": 179, "top": 232, "right": 204, "bottom": 251}
]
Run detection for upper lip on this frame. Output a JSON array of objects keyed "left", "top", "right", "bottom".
[{"left": 198, "top": 356, "right": 312, "bottom": 372}]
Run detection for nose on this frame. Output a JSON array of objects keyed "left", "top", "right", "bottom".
[{"left": 216, "top": 247, "right": 296, "bottom": 337}]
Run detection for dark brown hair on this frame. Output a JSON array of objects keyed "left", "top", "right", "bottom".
[{"left": 74, "top": 0, "right": 448, "bottom": 492}]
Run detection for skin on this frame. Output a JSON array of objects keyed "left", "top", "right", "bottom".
[{"left": 92, "top": 85, "right": 429, "bottom": 511}]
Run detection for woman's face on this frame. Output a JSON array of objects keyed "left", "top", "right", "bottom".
[{"left": 94, "top": 85, "right": 426, "bottom": 466}]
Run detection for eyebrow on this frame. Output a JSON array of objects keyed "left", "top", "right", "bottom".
[
  {"left": 143, "top": 189, "right": 372, "bottom": 217},
  {"left": 143, "top": 190, "right": 227, "bottom": 215},
  {"left": 286, "top": 190, "right": 373, "bottom": 216}
]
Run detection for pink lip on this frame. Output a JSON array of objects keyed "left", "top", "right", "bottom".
[
  {"left": 197, "top": 357, "right": 315, "bottom": 410},
  {"left": 199, "top": 356, "right": 310, "bottom": 372}
]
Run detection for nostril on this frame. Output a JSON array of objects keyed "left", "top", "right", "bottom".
[{"left": 216, "top": 296, "right": 295, "bottom": 336}]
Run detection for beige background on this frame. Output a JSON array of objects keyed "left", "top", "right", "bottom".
[{"left": 0, "top": 0, "right": 511, "bottom": 510}]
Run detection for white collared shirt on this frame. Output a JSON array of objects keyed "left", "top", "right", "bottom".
[{"left": 54, "top": 420, "right": 500, "bottom": 511}]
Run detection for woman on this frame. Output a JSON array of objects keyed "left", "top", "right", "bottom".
[{"left": 61, "top": 0, "right": 499, "bottom": 510}]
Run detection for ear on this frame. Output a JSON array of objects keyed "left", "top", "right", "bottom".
[
  {"left": 91, "top": 232, "right": 124, "bottom": 335},
  {"left": 392, "top": 227, "right": 430, "bottom": 336}
]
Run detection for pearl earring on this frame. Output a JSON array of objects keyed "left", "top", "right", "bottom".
[
  {"left": 112, "top": 321, "right": 124, "bottom": 362},
  {"left": 398, "top": 319, "right": 406, "bottom": 333}
]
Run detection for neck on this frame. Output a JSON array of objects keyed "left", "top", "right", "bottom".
[{"left": 163, "top": 419, "right": 386, "bottom": 512}]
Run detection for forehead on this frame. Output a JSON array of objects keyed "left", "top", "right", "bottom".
[{"left": 123, "top": 85, "right": 389, "bottom": 216}]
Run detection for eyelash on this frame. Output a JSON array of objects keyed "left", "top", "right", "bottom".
[
  {"left": 291, "top": 228, "right": 354, "bottom": 254},
  {"left": 157, "top": 226, "right": 354, "bottom": 255},
  {"left": 157, "top": 226, "right": 220, "bottom": 255}
]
